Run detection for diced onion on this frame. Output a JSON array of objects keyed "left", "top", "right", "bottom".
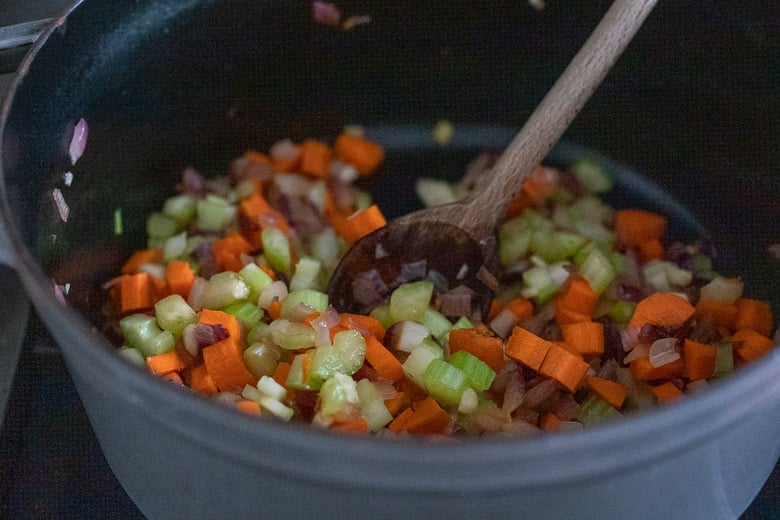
[
  {"left": 69, "top": 118, "right": 88, "bottom": 164},
  {"left": 648, "top": 337, "right": 680, "bottom": 367}
]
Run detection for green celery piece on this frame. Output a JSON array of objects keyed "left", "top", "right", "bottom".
[
  {"left": 239, "top": 263, "right": 273, "bottom": 302},
  {"left": 571, "top": 158, "right": 613, "bottom": 194},
  {"left": 402, "top": 341, "right": 444, "bottom": 389},
  {"left": 390, "top": 280, "right": 434, "bottom": 323},
  {"left": 262, "top": 227, "right": 292, "bottom": 278},
  {"left": 522, "top": 265, "right": 556, "bottom": 304},
  {"left": 422, "top": 308, "right": 452, "bottom": 343},
  {"left": 309, "top": 345, "right": 344, "bottom": 390},
  {"left": 246, "top": 321, "right": 270, "bottom": 345},
  {"left": 223, "top": 300, "right": 263, "bottom": 329},
  {"left": 289, "top": 256, "right": 324, "bottom": 292},
  {"left": 530, "top": 230, "right": 586, "bottom": 264},
  {"left": 154, "top": 294, "right": 198, "bottom": 336},
  {"left": 309, "top": 228, "right": 345, "bottom": 270},
  {"left": 243, "top": 340, "right": 282, "bottom": 379},
  {"left": 196, "top": 195, "right": 236, "bottom": 232},
  {"left": 201, "top": 271, "right": 250, "bottom": 309},
  {"left": 269, "top": 319, "right": 316, "bottom": 350},
  {"left": 449, "top": 350, "right": 496, "bottom": 391},
  {"left": 309, "top": 329, "right": 367, "bottom": 388},
  {"left": 369, "top": 303, "right": 394, "bottom": 329},
  {"left": 574, "top": 220, "right": 615, "bottom": 249},
  {"left": 356, "top": 379, "right": 393, "bottom": 431},
  {"left": 280, "top": 289, "right": 329, "bottom": 319},
  {"left": 615, "top": 367, "right": 657, "bottom": 411},
  {"left": 607, "top": 301, "right": 637, "bottom": 324},
  {"left": 163, "top": 231, "right": 188, "bottom": 262},
  {"left": 713, "top": 341, "right": 734, "bottom": 378},
  {"left": 319, "top": 373, "right": 359, "bottom": 417},
  {"left": 146, "top": 212, "right": 180, "bottom": 239},
  {"left": 353, "top": 190, "right": 373, "bottom": 211},
  {"left": 499, "top": 217, "right": 533, "bottom": 265},
  {"left": 451, "top": 315, "right": 474, "bottom": 330},
  {"left": 578, "top": 246, "right": 616, "bottom": 294},
  {"left": 423, "top": 359, "right": 469, "bottom": 406},
  {"left": 119, "top": 313, "right": 175, "bottom": 357},
  {"left": 117, "top": 346, "right": 146, "bottom": 368},
  {"left": 162, "top": 193, "right": 197, "bottom": 225},
  {"left": 285, "top": 353, "right": 312, "bottom": 390},
  {"left": 577, "top": 395, "right": 623, "bottom": 426}
]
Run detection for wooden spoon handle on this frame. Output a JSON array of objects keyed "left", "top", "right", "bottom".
[{"left": 461, "top": 0, "right": 658, "bottom": 235}]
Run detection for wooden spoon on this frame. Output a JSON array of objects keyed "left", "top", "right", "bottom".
[{"left": 328, "top": 0, "right": 658, "bottom": 317}]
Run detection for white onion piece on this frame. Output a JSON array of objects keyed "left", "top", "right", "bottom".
[
  {"left": 51, "top": 188, "right": 69, "bottom": 222},
  {"left": 623, "top": 344, "right": 650, "bottom": 364},
  {"left": 285, "top": 302, "right": 317, "bottom": 322},
  {"left": 258, "top": 280, "right": 288, "bottom": 309},
  {"left": 69, "top": 118, "right": 88, "bottom": 164},
  {"left": 648, "top": 337, "right": 680, "bottom": 367},
  {"left": 501, "top": 369, "right": 525, "bottom": 414},
  {"left": 187, "top": 277, "right": 208, "bottom": 311}
]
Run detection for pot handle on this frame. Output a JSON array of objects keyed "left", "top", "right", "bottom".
[{"left": 0, "top": 19, "right": 53, "bottom": 74}]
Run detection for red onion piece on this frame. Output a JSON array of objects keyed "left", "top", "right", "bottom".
[
  {"left": 69, "top": 118, "right": 88, "bottom": 164},
  {"left": 312, "top": 1, "right": 341, "bottom": 26},
  {"left": 439, "top": 285, "right": 473, "bottom": 318},
  {"left": 52, "top": 188, "right": 69, "bottom": 222}
]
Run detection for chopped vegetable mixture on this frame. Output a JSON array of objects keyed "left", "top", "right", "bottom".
[{"left": 104, "top": 128, "right": 778, "bottom": 437}]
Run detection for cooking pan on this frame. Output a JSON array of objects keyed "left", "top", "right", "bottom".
[{"left": 1, "top": 1, "right": 778, "bottom": 519}]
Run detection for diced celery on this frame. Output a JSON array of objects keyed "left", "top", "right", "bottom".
[
  {"left": 201, "top": 271, "right": 250, "bottom": 309},
  {"left": 154, "top": 294, "right": 198, "bottom": 336},
  {"left": 309, "top": 345, "right": 344, "bottom": 389},
  {"left": 574, "top": 220, "right": 615, "bottom": 249},
  {"left": 258, "top": 395, "right": 295, "bottom": 420},
  {"left": 246, "top": 321, "right": 270, "bottom": 345},
  {"left": 223, "top": 300, "right": 263, "bottom": 329},
  {"left": 289, "top": 256, "right": 324, "bottom": 292},
  {"left": 423, "top": 359, "right": 469, "bottom": 406},
  {"left": 117, "top": 346, "right": 146, "bottom": 368},
  {"left": 356, "top": 379, "right": 393, "bottom": 431},
  {"left": 269, "top": 319, "right": 316, "bottom": 350},
  {"left": 458, "top": 387, "right": 479, "bottom": 414},
  {"left": 239, "top": 263, "right": 273, "bottom": 302},
  {"left": 262, "top": 227, "right": 292, "bottom": 278},
  {"left": 389, "top": 280, "right": 434, "bottom": 323},
  {"left": 713, "top": 341, "right": 734, "bottom": 378},
  {"left": 308, "top": 180, "right": 328, "bottom": 213},
  {"left": 257, "top": 375, "right": 288, "bottom": 401},
  {"left": 369, "top": 303, "right": 394, "bottom": 329},
  {"left": 333, "top": 329, "right": 367, "bottom": 376},
  {"left": 310, "top": 228, "right": 345, "bottom": 270},
  {"left": 499, "top": 217, "right": 532, "bottom": 265},
  {"left": 449, "top": 350, "right": 496, "bottom": 391},
  {"left": 607, "top": 301, "right": 637, "bottom": 324},
  {"left": 402, "top": 341, "right": 444, "bottom": 388},
  {"left": 571, "top": 158, "right": 613, "bottom": 194},
  {"left": 416, "top": 178, "right": 459, "bottom": 207},
  {"left": 162, "top": 193, "right": 197, "bottom": 225},
  {"left": 243, "top": 341, "right": 282, "bottom": 379},
  {"left": 241, "top": 383, "right": 265, "bottom": 404},
  {"left": 522, "top": 265, "right": 556, "bottom": 304},
  {"left": 119, "top": 313, "right": 175, "bottom": 357},
  {"left": 578, "top": 246, "right": 616, "bottom": 294},
  {"left": 163, "top": 231, "right": 188, "bottom": 262},
  {"left": 451, "top": 316, "right": 474, "bottom": 330},
  {"left": 388, "top": 321, "right": 431, "bottom": 352},
  {"left": 699, "top": 276, "right": 743, "bottom": 303},
  {"left": 285, "top": 353, "right": 312, "bottom": 390},
  {"left": 615, "top": 367, "right": 657, "bottom": 411},
  {"left": 319, "top": 373, "right": 359, "bottom": 417},
  {"left": 530, "top": 230, "right": 586, "bottom": 264},
  {"left": 422, "top": 308, "right": 452, "bottom": 343},
  {"left": 577, "top": 395, "right": 623, "bottom": 426},
  {"left": 280, "top": 289, "right": 329, "bottom": 319},
  {"left": 196, "top": 195, "right": 236, "bottom": 232},
  {"left": 146, "top": 212, "right": 180, "bottom": 239},
  {"left": 354, "top": 190, "right": 373, "bottom": 211}
]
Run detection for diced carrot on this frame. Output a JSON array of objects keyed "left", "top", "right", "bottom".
[
  {"left": 213, "top": 232, "right": 253, "bottom": 273},
  {"left": 339, "top": 313, "right": 386, "bottom": 342},
  {"left": 506, "top": 297, "right": 534, "bottom": 322},
  {"left": 244, "top": 150, "right": 273, "bottom": 166},
  {"left": 561, "top": 320, "right": 604, "bottom": 358},
  {"left": 332, "top": 204, "right": 387, "bottom": 245},
  {"left": 239, "top": 191, "right": 271, "bottom": 220},
  {"left": 165, "top": 260, "right": 195, "bottom": 298},
  {"left": 628, "top": 292, "right": 695, "bottom": 330},
  {"left": 301, "top": 350, "right": 314, "bottom": 386},
  {"left": 538, "top": 343, "right": 590, "bottom": 393},
  {"left": 334, "top": 133, "right": 384, "bottom": 175},
  {"left": 188, "top": 363, "right": 218, "bottom": 396},
  {"left": 384, "top": 392, "right": 408, "bottom": 416},
  {"left": 299, "top": 139, "right": 333, "bottom": 179},
  {"left": 585, "top": 375, "right": 627, "bottom": 409},
  {"left": 505, "top": 166, "right": 559, "bottom": 217},
  {"left": 145, "top": 350, "right": 188, "bottom": 375},
  {"left": 389, "top": 397, "right": 450, "bottom": 435},
  {"left": 257, "top": 208, "right": 291, "bottom": 235},
  {"left": 651, "top": 381, "right": 682, "bottom": 402},
  {"left": 505, "top": 326, "right": 553, "bottom": 371},
  {"left": 554, "top": 275, "right": 599, "bottom": 326},
  {"left": 734, "top": 298, "right": 774, "bottom": 337},
  {"left": 629, "top": 356, "right": 686, "bottom": 381},
  {"left": 539, "top": 411, "right": 563, "bottom": 432},
  {"left": 695, "top": 298, "right": 738, "bottom": 330},
  {"left": 272, "top": 361, "right": 292, "bottom": 388},
  {"left": 636, "top": 238, "right": 664, "bottom": 262},
  {"left": 202, "top": 336, "right": 257, "bottom": 392},
  {"left": 160, "top": 372, "right": 184, "bottom": 385},
  {"left": 122, "top": 248, "right": 163, "bottom": 274},
  {"left": 267, "top": 300, "right": 282, "bottom": 321},
  {"left": 448, "top": 327, "right": 506, "bottom": 373},
  {"left": 364, "top": 335, "right": 404, "bottom": 382},
  {"left": 682, "top": 339, "right": 717, "bottom": 381},
  {"left": 614, "top": 209, "right": 667, "bottom": 249},
  {"left": 731, "top": 328, "right": 775, "bottom": 362},
  {"left": 235, "top": 399, "right": 262, "bottom": 415},
  {"left": 198, "top": 308, "right": 241, "bottom": 341},
  {"left": 119, "top": 272, "right": 156, "bottom": 313},
  {"left": 259, "top": 264, "right": 277, "bottom": 280},
  {"left": 330, "top": 417, "right": 369, "bottom": 434},
  {"left": 272, "top": 144, "right": 301, "bottom": 172},
  {"left": 487, "top": 298, "right": 506, "bottom": 321}
]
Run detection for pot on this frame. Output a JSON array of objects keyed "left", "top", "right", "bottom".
[{"left": 1, "top": 1, "right": 778, "bottom": 519}]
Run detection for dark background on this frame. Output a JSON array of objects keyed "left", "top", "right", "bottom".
[{"left": 1, "top": 1, "right": 778, "bottom": 518}]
